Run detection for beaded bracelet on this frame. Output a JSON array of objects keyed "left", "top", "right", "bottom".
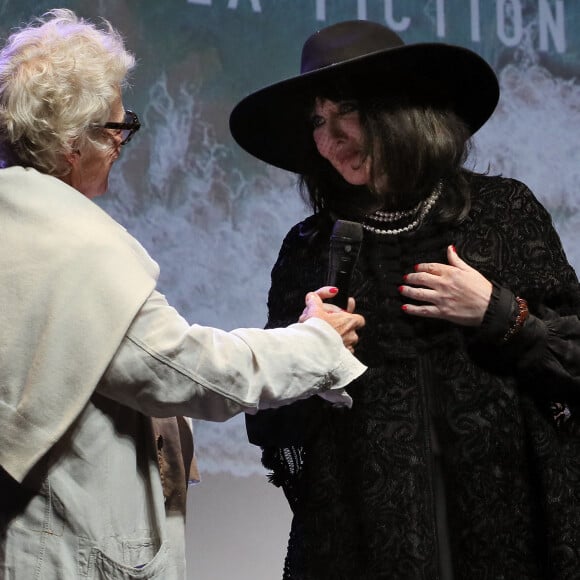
[{"left": 502, "top": 296, "right": 529, "bottom": 343}]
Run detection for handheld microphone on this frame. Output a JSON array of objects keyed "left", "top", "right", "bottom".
[{"left": 326, "top": 219, "right": 363, "bottom": 310}]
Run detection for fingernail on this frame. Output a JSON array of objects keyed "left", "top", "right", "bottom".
[
  {"left": 402, "top": 274, "right": 408, "bottom": 281},
  {"left": 414, "top": 264, "right": 419, "bottom": 272},
  {"left": 329, "top": 287, "right": 338, "bottom": 294},
  {"left": 398, "top": 285, "right": 404, "bottom": 293},
  {"left": 401, "top": 305, "right": 408, "bottom": 311},
  {"left": 451, "top": 245, "right": 457, "bottom": 253}
]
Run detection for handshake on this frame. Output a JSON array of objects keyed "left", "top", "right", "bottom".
[{"left": 299, "top": 286, "right": 365, "bottom": 354}]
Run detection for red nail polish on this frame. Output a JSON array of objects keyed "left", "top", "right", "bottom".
[
  {"left": 329, "top": 287, "right": 338, "bottom": 294},
  {"left": 451, "top": 245, "right": 457, "bottom": 253},
  {"left": 398, "top": 285, "right": 404, "bottom": 293},
  {"left": 414, "top": 264, "right": 419, "bottom": 272},
  {"left": 401, "top": 305, "right": 408, "bottom": 311},
  {"left": 402, "top": 274, "right": 408, "bottom": 281}
]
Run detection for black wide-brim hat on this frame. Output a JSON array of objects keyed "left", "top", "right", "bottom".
[{"left": 230, "top": 20, "right": 499, "bottom": 174}]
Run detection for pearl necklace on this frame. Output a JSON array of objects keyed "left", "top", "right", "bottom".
[
  {"left": 372, "top": 198, "right": 424, "bottom": 222},
  {"left": 362, "top": 181, "right": 443, "bottom": 236}
]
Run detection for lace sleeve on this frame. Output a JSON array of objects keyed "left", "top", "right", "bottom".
[
  {"left": 512, "top": 310, "right": 580, "bottom": 404},
  {"left": 463, "top": 176, "right": 580, "bottom": 407}
]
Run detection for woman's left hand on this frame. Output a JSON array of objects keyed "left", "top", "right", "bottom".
[{"left": 399, "top": 245, "right": 492, "bottom": 327}]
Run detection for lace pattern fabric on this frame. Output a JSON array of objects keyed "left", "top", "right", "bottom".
[{"left": 249, "top": 174, "right": 580, "bottom": 580}]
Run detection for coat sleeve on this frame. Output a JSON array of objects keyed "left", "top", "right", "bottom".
[
  {"left": 478, "top": 283, "right": 580, "bottom": 404},
  {"left": 467, "top": 177, "right": 580, "bottom": 405},
  {"left": 97, "top": 288, "right": 366, "bottom": 422}
]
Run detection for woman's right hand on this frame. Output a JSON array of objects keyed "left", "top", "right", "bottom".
[{"left": 299, "top": 287, "right": 365, "bottom": 352}]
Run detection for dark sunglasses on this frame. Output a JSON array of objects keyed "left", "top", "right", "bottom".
[{"left": 94, "top": 110, "right": 141, "bottom": 146}]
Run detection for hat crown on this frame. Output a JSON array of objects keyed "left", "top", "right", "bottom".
[
  {"left": 301, "top": 20, "right": 405, "bottom": 74},
  {"left": 230, "top": 20, "right": 499, "bottom": 174}
]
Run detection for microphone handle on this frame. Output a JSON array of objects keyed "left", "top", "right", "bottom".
[{"left": 326, "top": 243, "right": 357, "bottom": 310}]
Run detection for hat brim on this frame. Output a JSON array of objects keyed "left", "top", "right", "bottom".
[{"left": 230, "top": 43, "right": 499, "bottom": 174}]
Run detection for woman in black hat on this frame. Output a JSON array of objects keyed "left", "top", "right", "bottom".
[{"left": 232, "top": 20, "right": 580, "bottom": 580}]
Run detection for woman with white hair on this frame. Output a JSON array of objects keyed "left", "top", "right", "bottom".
[{"left": 0, "top": 10, "right": 366, "bottom": 579}]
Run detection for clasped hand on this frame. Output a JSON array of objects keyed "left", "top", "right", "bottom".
[
  {"left": 297, "top": 244, "right": 488, "bottom": 350},
  {"left": 399, "top": 245, "right": 492, "bottom": 327},
  {"left": 299, "top": 287, "right": 365, "bottom": 352}
]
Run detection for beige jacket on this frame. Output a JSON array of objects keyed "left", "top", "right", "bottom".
[{"left": 0, "top": 167, "right": 366, "bottom": 579}]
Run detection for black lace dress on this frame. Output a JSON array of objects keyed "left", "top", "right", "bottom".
[{"left": 246, "top": 174, "right": 580, "bottom": 580}]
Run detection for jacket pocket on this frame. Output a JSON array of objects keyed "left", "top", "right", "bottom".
[{"left": 87, "top": 541, "right": 172, "bottom": 579}]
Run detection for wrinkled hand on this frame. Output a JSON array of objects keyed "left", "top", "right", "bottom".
[
  {"left": 299, "top": 286, "right": 365, "bottom": 352},
  {"left": 399, "top": 245, "right": 492, "bottom": 326}
]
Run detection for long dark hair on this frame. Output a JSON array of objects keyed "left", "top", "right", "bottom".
[{"left": 299, "top": 94, "right": 473, "bottom": 224}]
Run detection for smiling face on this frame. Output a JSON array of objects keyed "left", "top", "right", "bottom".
[
  {"left": 63, "top": 91, "right": 125, "bottom": 199},
  {"left": 311, "top": 97, "right": 372, "bottom": 187}
]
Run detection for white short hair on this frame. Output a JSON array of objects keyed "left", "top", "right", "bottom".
[{"left": 0, "top": 9, "right": 135, "bottom": 176}]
